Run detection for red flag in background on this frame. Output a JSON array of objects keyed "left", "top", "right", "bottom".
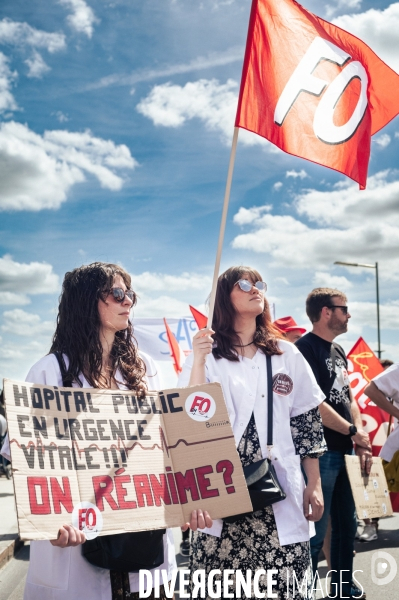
[
  {"left": 347, "top": 338, "right": 399, "bottom": 511},
  {"left": 189, "top": 305, "right": 208, "bottom": 330},
  {"left": 235, "top": 0, "right": 399, "bottom": 188},
  {"left": 163, "top": 318, "right": 185, "bottom": 374}
]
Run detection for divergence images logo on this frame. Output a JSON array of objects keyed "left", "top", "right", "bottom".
[
  {"left": 185, "top": 392, "right": 216, "bottom": 422},
  {"left": 371, "top": 551, "right": 398, "bottom": 586},
  {"left": 72, "top": 501, "right": 103, "bottom": 540}
]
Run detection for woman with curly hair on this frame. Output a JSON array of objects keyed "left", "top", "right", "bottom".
[
  {"left": 178, "top": 266, "right": 327, "bottom": 599},
  {"left": 2, "top": 263, "right": 200, "bottom": 600}
]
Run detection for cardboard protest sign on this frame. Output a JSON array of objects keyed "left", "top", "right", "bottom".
[
  {"left": 345, "top": 455, "right": 393, "bottom": 519},
  {"left": 3, "top": 380, "right": 252, "bottom": 541}
]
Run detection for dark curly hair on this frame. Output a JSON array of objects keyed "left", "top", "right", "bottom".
[
  {"left": 212, "top": 266, "right": 283, "bottom": 361},
  {"left": 49, "top": 262, "right": 147, "bottom": 395}
]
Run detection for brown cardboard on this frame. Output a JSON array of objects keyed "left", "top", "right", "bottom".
[
  {"left": 345, "top": 455, "right": 393, "bottom": 519},
  {"left": 3, "top": 379, "right": 252, "bottom": 541}
]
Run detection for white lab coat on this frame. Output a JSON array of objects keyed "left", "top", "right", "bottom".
[
  {"left": 178, "top": 340, "right": 325, "bottom": 546},
  {"left": 2, "top": 352, "right": 176, "bottom": 600},
  {"left": 373, "top": 363, "right": 399, "bottom": 462}
]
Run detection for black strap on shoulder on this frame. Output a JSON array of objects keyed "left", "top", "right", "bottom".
[
  {"left": 53, "top": 352, "right": 83, "bottom": 387},
  {"left": 266, "top": 354, "right": 273, "bottom": 447},
  {"left": 53, "top": 351, "right": 68, "bottom": 386}
]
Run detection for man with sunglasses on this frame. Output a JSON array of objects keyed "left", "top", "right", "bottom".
[{"left": 296, "top": 288, "right": 371, "bottom": 599}]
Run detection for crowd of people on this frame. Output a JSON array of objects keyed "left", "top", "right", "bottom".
[{"left": 1, "top": 261, "right": 398, "bottom": 600}]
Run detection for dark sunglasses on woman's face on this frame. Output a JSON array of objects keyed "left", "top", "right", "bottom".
[
  {"left": 327, "top": 304, "right": 348, "bottom": 314},
  {"left": 108, "top": 287, "right": 135, "bottom": 303},
  {"left": 235, "top": 279, "right": 267, "bottom": 293}
]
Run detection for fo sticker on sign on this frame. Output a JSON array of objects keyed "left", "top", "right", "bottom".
[
  {"left": 185, "top": 391, "right": 216, "bottom": 421},
  {"left": 72, "top": 501, "right": 103, "bottom": 540}
]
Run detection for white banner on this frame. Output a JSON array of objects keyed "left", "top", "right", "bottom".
[{"left": 133, "top": 318, "right": 198, "bottom": 362}]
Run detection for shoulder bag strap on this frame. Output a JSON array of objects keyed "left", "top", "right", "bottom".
[
  {"left": 243, "top": 353, "right": 274, "bottom": 455},
  {"left": 266, "top": 354, "right": 273, "bottom": 447},
  {"left": 53, "top": 351, "right": 68, "bottom": 387},
  {"left": 53, "top": 352, "right": 84, "bottom": 388}
]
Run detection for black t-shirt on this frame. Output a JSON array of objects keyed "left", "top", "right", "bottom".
[{"left": 296, "top": 332, "right": 353, "bottom": 452}]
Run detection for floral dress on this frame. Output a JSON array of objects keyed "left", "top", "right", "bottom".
[{"left": 190, "top": 408, "right": 326, "bottom": 599}]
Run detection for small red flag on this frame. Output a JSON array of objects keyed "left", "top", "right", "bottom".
[
  {"left": 235, "top": 0, "right": 399, "bottom": 188},
  {"left": 163, "top": 318, "right": 184, "bottom": 374},
  {"left": 189, "top": 305, "right": 208, "bottom": 330}
]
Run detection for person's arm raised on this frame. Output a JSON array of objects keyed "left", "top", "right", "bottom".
[
  {"left": 364, "top": 382, "right": 399, "bottom": 420},
  {"left": 188, "top": 328, "right": 214, "bottom": 386}
]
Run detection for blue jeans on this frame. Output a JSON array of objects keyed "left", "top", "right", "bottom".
[{"left": 310, "top": 450, "right": 357, "bottom": 598}]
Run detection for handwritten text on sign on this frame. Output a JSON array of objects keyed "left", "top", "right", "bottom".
[{"left": 4, "top": 380, "right": 251, "bottom": 540}]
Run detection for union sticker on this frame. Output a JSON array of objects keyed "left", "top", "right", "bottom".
[
  {"left": 185, "top": 391, "right": 217, "bottom": 421},
  {"left": 72, "top": 501, "right": 103, "bottom": 540},
  {"left": 272, "top": 373, "right": 294, "bottom": 396}
]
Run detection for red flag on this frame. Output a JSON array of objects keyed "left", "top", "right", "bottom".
[
  {"left": 347, "top": 337, "right": 399, "bottom": 511},
  {"left": 189, "top": 305, "right": 208, "bottom": 330},
  {"left": 235, "top": 0, "right": 399, "bottom": 188},
  {"left": 163, "top": 318, "right": 184, "bottom": 374}
]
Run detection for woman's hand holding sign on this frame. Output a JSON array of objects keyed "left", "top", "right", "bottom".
[
  {"left": 51, "top": 524, "right": 86, "bottom": 548},
  {"left": 181, "top": 509, "right": 213, "bottom": 532}
]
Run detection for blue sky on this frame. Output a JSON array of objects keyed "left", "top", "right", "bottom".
[{"left": 1, "top": 0, "right": 399, "bottom": 385}]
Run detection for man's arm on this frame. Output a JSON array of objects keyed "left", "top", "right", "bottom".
[
  {"left": 317, "top": 401, "right": 370, "bottom": 448},
  {"left": 350, "top": 390, "right": 372, "bottom": 474},
  {"left": 364, "top": 382, "right": 399, "bottom": 420}
]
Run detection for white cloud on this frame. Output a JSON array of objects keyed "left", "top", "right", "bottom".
[
  {"left": 0, "top": 292, "right": 30, "bottom": 305},
  {"left": 231, "top": 170, "right": 399, "bottom": 279},
  {"left": 0, "top": 121, "right": 137, "bottom": 211},
  {"left": 53, "top": 111, "right": 69, "bottom": 123},
  {"left": 0, "top": 52, "right": 17, "bottom": 113},
  {"left": 0, "top": 18, "right": 66, "bottom": 52},
  {"left": 2, "top": 309, "right": 54, "bottom": 337},
  {"left": 132, "top": 272, "right": 212, "bottom": 293},
  {"left": 313, "top": 271, "right": 353, "bottom": 290},
  {"left": 0, "top": 338, "right": 51, "bottom": 381},
  {"left": 273, "top": 182, "right": 283, "bottom": 191},
  {"left": 295, "top": 171, "right": 399, "bottom": 228},
  {"left": 333, "top": 3, "right": 399, "bottom": 74},
  {"left": 0, "top": 255, "right": 59, "bottom": 294},
  {"left": 25, "top": 50, "right": 50, "bottom": 78},
  {"left": 286, "top": 169, "right": 308, "bottom": 179},
  {"left": 350, "top": 301, "right": 399, "bottom": 330},
  {"left": 59, "top": 0, "right": 99, "bottom": 38},
  {"left": 233, "top": 205, "right": 272, "bottom": 226},
  {"left": 133, "top": 295, "right": 193, "bottom": 318},
  {"left": 137, "top": 79, "right": 237, "bottom": 129},
  {"left": 325, "top": 0, "right": 362, "bottom": 18},
  {"left": 137, "top": 79, "right": 269, "bottom": 147},
  {"left": 373, "top": 134, "right": 391, "bottom": 148},
  {"left": 88, "top": 46, "right": 243, "bottom": 90}
]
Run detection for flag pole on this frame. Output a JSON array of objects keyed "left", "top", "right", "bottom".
[{"left": 207, "top": 126, "right": 239, "bottom": 328}]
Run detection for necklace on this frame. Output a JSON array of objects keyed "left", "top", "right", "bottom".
[{"left": 232, "top": 340, "right": 255, "bottom": 347}]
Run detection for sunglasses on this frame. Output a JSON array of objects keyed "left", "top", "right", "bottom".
[
  {"left": 235, "top": 279, "right": 267, "bottom": 293},
  {"left": 108, "top": 287, "right": 135, "bottom": 303},
  {"left": 327, "top": 304, "right": 348, "bottom": 314}
]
